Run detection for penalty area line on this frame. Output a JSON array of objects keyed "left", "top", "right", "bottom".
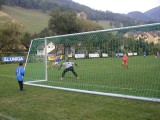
[
  {"left": 0, "top": 113, "right": 17, "bottom": 120},
  {"left": 0, "top": 74, "right": 15, "bottom": 78}
]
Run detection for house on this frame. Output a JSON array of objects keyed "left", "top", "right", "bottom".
[
  {"left": 37, "top": 42, "right": 55, "bottom": 56},
  {"left": 37, "top": 42, "right": 64, "bottom": 56},
  {"left": 124, "top": 31, "right": 160, "bottom": 44},
  {"left": 48, "top": 44, "right": 64, "bottom": 56},
  {"left": 76, "top": 12, "right": 87, "bottom": 19},
  {"left": 145, "top": 32, "right": 160, "bottom": 44}
]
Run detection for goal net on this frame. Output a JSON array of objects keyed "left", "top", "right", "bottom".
[{"left": 24, "top": 23, "right": 160, "bottom": 102}]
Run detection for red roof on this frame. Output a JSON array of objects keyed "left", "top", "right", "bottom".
[{"left": 48, "top": 44, "right": 64, "bottom": 54}]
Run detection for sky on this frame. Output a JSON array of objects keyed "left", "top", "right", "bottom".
[{"left": 72, "top": 0, "right": 160, "bottom": 14}]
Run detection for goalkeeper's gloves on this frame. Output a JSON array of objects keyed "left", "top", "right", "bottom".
[{"left": 75, "top": 63, "right": 79, "bottom": 67}]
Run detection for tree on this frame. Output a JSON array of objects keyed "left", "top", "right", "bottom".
[
  {"left": 21, "top": 32, "right": 32, "bottom": 50},
  {"left": 48, "top": 8, "right": 79, "bottom": 35},
  {"left": 48, "top": 8, "right": 103, "bottom": 35},
  {"left": 0, "top": 22, "right": 24, "bottom": 55},
  {"left": 38, "top": 28, "right": 53, "bottom": 38},
  {"left": 77, "top": 18, "right": 102, "bottom": 32}
]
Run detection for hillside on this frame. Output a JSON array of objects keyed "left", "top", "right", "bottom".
[
  {"left": 127, "top": 6, "right": 160, "bottom": 23},
  {"left": 3, "top": 0, "right": 144, "bottom": 27},
  {"left": 1, "top": 5, "right": 115, "bottom": 34},
  {"left": 1, "top": 6, "right": 50, "bottom": 34},
  {"left": 127, "top": 11, "right": 154, "bottom": 22},
  {"left": 0, "top": 11, "right": 13, "bottom": 29},
  {"left": 144, "top": 6, "right": 160, "bottom": 22},
  {"left": 0, "top": 10, "right": 25, "bottom": 30}
]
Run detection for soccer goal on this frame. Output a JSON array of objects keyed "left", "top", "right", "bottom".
[{"left": 24, "top": 23, "right": 160, "bottom": 102}]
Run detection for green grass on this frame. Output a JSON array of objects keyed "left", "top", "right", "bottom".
[
  {"left": 1, "top": 5, "right": 50, "bottom": 34},
  {"left": 25, "top": 56, "right": 160, "bottom": 99},
  {"left": 0, "top": 63, "right": 160, "bottom": 120}
]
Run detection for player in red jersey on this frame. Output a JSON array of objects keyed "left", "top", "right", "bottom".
[{"left": 122, "top": 53, "right": 128, "bottom": 68}]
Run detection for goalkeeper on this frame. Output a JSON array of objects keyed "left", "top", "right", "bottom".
[{"left": 59, "top": 59, "right": 79, "bottom": 80}]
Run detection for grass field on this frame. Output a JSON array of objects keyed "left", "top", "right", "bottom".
[
  {"left": 25, "top": 56, "right": 160, "bottom": 100},
  {"left": 1, "top": 5, "right": 50, "bottom": 34},
  {"left": 0, "top": 62, "right": 160, "bottom": 120}
]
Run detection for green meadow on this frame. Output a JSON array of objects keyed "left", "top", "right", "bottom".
[
  {"left": 25, "top": 56, "right": 160, "bottom": 99},
  {"left": 0, "top": 56, "right": 160, "bottom": 120},
  {"left": 1, "top": 56, "right": 160, "bottom": 120},
  {"left": 1, "top": 6, "right": 50, "bottom": 34}
]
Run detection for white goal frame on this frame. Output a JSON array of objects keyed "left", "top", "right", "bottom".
[{"left": 24, "top": 23, "right": 160, "bottom": 102}]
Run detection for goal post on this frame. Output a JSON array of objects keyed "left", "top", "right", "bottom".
[
  {"left": 24, "top": 23, "right": 160, "bottom": 102},
  {"left": 24, "top": 38, "right": 47, "bottom": 82}
]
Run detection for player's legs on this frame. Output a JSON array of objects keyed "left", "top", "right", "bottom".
[
  {"left": 53, "top": 62, "right": 58, "bottom": 68},
  {"left": 125, "top": 62, "right": 128, "bottom": 68},
  {"left": 51, "top": 62, "right": 55, "bottom": 68},
  {"left": 56, "top": 62, "right": 59, "bottom": 67},
  {"left": 123, "top": 61, "right": 128, "bottom": 68},
  {"left": 18, "top": 81, "right": 23, "bottom": 91},
  {"left": 70, "top": 67, "right": 78, "bottom": 77},
  {"left": 61, "top": 67, "right": 79, "bottom": 79},
  {"left": 122, "top": 60, "right": 128, "bottom": 68},
  {"left": 126, "top": 62, "right": 128, "bottom": 68},
  {"left": 62, "top": 68, "right": 69, "bottom": 78},
  {"left": 122, "top": 61, "right": 125, "bottom": 68}
]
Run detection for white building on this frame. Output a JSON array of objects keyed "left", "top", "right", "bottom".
[{"left": 37, "top": 42, "right": 55, "bottom": 56}]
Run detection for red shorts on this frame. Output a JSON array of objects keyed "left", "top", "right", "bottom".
[{"left": 123, "top": 60, "right": 127, "bottom": 64}]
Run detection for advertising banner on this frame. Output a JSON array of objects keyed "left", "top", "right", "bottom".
[
  {"left": 102, "top": 53, "right": 108, "bottom": 57},
  {"left": 75, "top": 54, "right": 85, "bottom": 58},
  {"left": 2, "top": 56, "right": 25, "bottom": 62},
  {"left": 89, "top": 54, "right": 99, "bottom": 58}
]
